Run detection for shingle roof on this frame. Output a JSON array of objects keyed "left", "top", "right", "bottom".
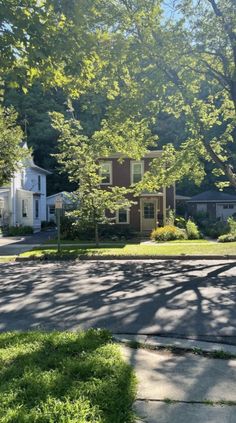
[{"left": 188, "top": 190, "right": 236, "bottom": 202}]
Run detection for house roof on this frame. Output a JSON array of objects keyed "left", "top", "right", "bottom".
[
  {"left": 176, "top": 194, "right": 191, "bottom": 201},
  {"left": 100, "top": 149, "right": 162, "bottom": 159},
  {"left": 187, "top": 190, "right": 236, "bottom": 203}
]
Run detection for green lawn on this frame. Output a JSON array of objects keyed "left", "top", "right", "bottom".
[
  {"left": 0, "top": 256, "right": 16, "bottom": 263},
  {"left": 45, "top": 239, "right": 211, "bottom": 246},
  {"left": 0, "top": 330, "right": 136, "bottom": 423},
  {"left": 19, "top": 241, "right": 236, "bottom": 259}
]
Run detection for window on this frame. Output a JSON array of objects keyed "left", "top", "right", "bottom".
[
  {"left": 35, "top": 199, "right": 39, "bottom": 218},
  {"left": 38, "top": 175, "right": 41, "bottom": 191},
  {"left": 143, "top": 202, "right": 154, "bottom": 219},
  {"left": 100, "top": 162, "right": 112, "bottom": 185},
  {"left": 223, "top": 204, "right": 234, "bottom": 209},
  {"left": 131, "top": 161, "right": 144, "bottom": 184},
  {"left": 117, "top": 208, "right": 129, "bottom": 224},
  {"left": 49, "top": 205, "right": 55, "bottom": 215},
  {"left": 196, "top": 203, "right": 207, "bottom": 213},
  {"left": 22, "top": 199, "right": 28, "bottom": 217}
]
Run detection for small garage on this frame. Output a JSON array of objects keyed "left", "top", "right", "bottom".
[{"left": 187, "top": 190, "right": 236, "bottom": 221}]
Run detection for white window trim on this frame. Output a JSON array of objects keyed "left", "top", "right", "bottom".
[
  {"left": 116, "top": 207, "right": 130, "bottom": 224},
  {"left": 130, "top": 161, "right": 144, "bottom": 185},
  {"left": 100, "top": 161, "right": 113, "bottom": 185}
]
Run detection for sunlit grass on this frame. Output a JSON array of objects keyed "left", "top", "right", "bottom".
[{"left": 19, "top": 242, "right": 236, "bottom": 259}]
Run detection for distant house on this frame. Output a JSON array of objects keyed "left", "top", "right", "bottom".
[
  {"left": 100, "top": 150, "right": 176, "bottom": 232},
  {"left": 46, "top": 192, "right": 73, "bottom": 222},
  {"left": 0, "top": 143, "right": 51, "bottom": 231},
  {"left": 187, "top": 190, "right": 236, "bottom": 221}
]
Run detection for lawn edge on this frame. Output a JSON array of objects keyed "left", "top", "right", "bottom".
[{"left": 15, "top": 254, "right": 236, "bottom": 262}]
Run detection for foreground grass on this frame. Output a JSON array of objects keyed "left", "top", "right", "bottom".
[
  {"left": 19, "top": 242, "right": 236, "bottom": 259},
  {"left": 0, "top": 330, "right": 136, "bottom": 423}
]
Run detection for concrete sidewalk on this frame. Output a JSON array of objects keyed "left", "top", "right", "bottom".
[{"left": 122, "top": 346, "right": 236, "bottom": 422}]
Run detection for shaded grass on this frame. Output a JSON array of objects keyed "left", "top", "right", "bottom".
[
  {"left": 0, "top": 329, "right": 136, "bottom": 423},
  {"left": 19, "top": 242, "right": 236, "bottom": 260}
]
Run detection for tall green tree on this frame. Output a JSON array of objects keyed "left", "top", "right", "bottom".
[
  {"left": 52, "top": 113, "right": 135, "bottom": 245},
  {"left": 0, "top": 106, "right": 24, "bottom": 185}
]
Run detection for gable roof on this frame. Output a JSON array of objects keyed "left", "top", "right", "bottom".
[{"left": 187, "top": 190, "right": 236, "bottom": 203}]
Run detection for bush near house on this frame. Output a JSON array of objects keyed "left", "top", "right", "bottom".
[
  {"left": 151, "top": 225, "right": 186, "bottom": 242},
  {"left": 7, "top": 226, "right": 33, "bottom": 236},
  {"left": 175, "top": 216, "right": 187, "bottom": 229},
  {"left": 218, "top": 233, "right": 236, "bottom": 242},
  {"left": 61, "top": 216, "right": 136, "bottom": 241},
  {"left": 199, "top": 220, "right": 229, "bottom": 239},
  {"left": 186, "top": 219, "right": 201, "bottom": 239},
  {"left": 218, "top": 217, "right": 236, "bottom": 242}
]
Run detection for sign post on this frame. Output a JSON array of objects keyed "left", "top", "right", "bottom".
[{"left": 55, "top": 196, "right": 63, "bottom": 253}]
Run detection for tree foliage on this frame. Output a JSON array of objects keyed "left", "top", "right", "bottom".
[
  {"left": 0, "top": 105, "right": 24, "bottom": 185},
  {"left": 1, "top": 0, "right": 235, "bottom": 193},
  {"left": 52, "top": 113, "right": 135, "bottom": 244}
]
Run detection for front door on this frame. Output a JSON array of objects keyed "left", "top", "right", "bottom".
[{"left": 141, "top": 199, "right": 157, "bottom": 231}]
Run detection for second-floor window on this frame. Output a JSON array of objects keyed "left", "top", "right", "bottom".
[
  {"left": 100, "top": 162, "right": 112, "bottom": 185},
  {"left": 38, "top": 175, "right": 41, "bottom": 191},
  {"left": 131, "top": 161, "right": 144, "bottom": 184}
]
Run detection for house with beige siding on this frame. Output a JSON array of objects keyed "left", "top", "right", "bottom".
[{"left": 100, "top": 150, "right": 175, "bottom": 233}]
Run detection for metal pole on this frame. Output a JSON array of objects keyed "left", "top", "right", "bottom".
[{"left": 57, "top": 209, "right": 61, "bottom": 253}]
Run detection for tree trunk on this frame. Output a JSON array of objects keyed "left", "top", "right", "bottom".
[{"left": 95, "top": 222, "right": 99, "bottom": 247}]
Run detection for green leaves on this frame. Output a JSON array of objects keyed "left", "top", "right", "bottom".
[{"left": 0, "top": 106, "right": 24, "bottom": 185}]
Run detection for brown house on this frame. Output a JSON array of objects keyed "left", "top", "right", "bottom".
[{"left": 99, "top": 150, "right": 176, "bottom": 233}]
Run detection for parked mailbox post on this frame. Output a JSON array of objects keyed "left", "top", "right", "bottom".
[{"left": 55, "top": 196, "right": 63, "bottom": 253}]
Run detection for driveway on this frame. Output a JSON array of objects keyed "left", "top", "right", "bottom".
[
  {"left": 0, "top": 230, "right": 56, "bottom": 255},
  {"left": 0, "top": 259, "right": 235, "bottom": 341}
]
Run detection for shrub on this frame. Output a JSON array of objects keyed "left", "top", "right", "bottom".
[
  {"left": 60, "top": 216, "right": 136, "bottom": 241},
  {"left": 202, "top": 220, "right": 229, "bottom": 238},
  {"left": 41, "top": 220, "right": 56, "bottom": 230},
  {"left": 99, "top": 224, "right": 136, "bottom": 240},
  {"left": 186, "top": 219, "right": 200, "bottom": 239},
  {"left": 218, "top": 233, "right": 236, "bottom": 242},
  {"left": 60, "top": 216, "right": 94, "bottom": 240},
  {"left": 175, "top": 216, "right": 187, "bottom": 229},
  {"left": 7, "top": 226, "right": 33, "bottom": 236},
  {"left": 228, "top": 217, "right": 236, "bottom": 233},
  {"left": 151, "top": 225, "right": 186, "bottom": 242}
]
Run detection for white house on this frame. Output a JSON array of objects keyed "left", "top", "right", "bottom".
[
  {"left": 46, "top": 192, "right": 74, "bottom": 222},
  {"left": 0, "top": 143, "right": 51, "bottom": 231}
]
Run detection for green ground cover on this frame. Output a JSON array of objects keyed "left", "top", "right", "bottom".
[
  {"left": 0, "top": 330, "right": 136, "bottom": 423},
  {"left": 45, "top": 239, "right": 210, "bottom": 245},
  {"left": 0, "top": 256, "right": 16, "bottom": 263},
  {"left": 19, "top": 242, "right": 236, "bottom": 259}
]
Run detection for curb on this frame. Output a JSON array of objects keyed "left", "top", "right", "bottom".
[
  {"left": 114, "top": 334, "right": 236, "bottom": 356},
  {"left": 14, "top": 254, "right": 236, "bottom": 262}
]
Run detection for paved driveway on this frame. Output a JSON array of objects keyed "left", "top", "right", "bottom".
[
  {"left": 0, "top": 230, "right": 56, "bottom": 255},
  {"left": 0, "top": 260, "right": 235, "bottom": 341}
]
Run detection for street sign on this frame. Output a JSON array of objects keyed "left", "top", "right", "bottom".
[{"left": 55, "top": 197, "right": 63, "bottom": 209}]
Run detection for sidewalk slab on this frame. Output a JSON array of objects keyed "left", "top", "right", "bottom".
[
  {"left": 135, "top": 401, "right": 236, "bottom": 423},
  {"left": 122, "top": 346, "right": 236, "bottom": 402}
]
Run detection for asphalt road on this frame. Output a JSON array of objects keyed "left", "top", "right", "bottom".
[{"left": 0, "top": 259, "right": 236, "bottom": 342}]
